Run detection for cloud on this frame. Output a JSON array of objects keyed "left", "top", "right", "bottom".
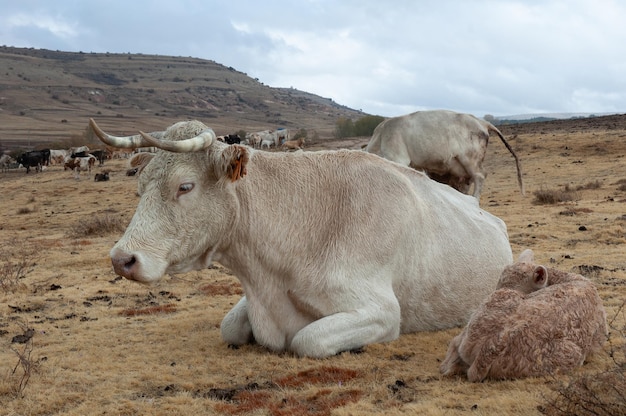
[
  {"left": 6, "top": 13, "right": 78, "bottom": 39},
  {"left": 1, "top": 0, "right": 625, "bottom": 117}
]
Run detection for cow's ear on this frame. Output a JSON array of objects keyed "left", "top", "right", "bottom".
[
  {"left": 532, "top": 266, "right": 548, "bottom": 289},
  {"left": 219, "top": 145, "right": 249, "bottom": 182},
  {"left": 517, "top": 249, "right": 534, "bottom": 263},
  {"left": 136, "top": 153, "right": 156, "bottom": 176}
]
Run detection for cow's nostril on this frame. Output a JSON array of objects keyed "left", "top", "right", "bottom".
[
  {"left": 111, "top": 252, "right": 138, "bottom": 279},
  {"left": 125, "top": 256, "right": 136, "bottom": 268}
]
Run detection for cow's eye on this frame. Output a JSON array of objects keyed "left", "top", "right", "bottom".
[{"left": 177, "top": 183, "right": 194, "bottom": 196}]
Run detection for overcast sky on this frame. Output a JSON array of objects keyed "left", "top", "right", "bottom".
[{"left": 1, "top": 0, "right": 625, "bottom": 118}]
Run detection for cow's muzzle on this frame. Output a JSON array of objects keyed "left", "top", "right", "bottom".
[{"left": 111, "top": 250, "right": 139, "bottom": 281}]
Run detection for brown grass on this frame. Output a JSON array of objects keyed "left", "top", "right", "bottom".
[
  {"left": 542, "top": 368, "right": 626, "bottom": 416},
  {"left": 1, "top": 319, "right": 40, "bottom": 398},
  {"left": 274, "top": 366, "right": 360, "bottom": 388},
  {"left": 533, "top": 186, "right": 579, "bottom": 204},
  {"left": 576, "top": 180, "right": 602, "bottom": 190},
  {"left": 541, "top": 302, "right": 626, "bottom": 416},
  {"left": 558, "top": 207, "right": 594, "bottom": 216},
  {"left": 0, "top": 239, "right": 38, "bottom": 293},
  {"left": 212, "top": 367, "right": 364, "bottom": 415},
  {"left": 263, "top": 389, "right": 363, "bottom": 416},
  {"left": 198, "top": 281, "right": 244, "bottom": 296},
  {"left": 16, "top": 206, "right": 36, "bottom": 215},
  {"left": 119, "top": 304, "right": 178, "bottom": 316},
  {"left": 68, "top": 213, "right": 128, "bottom": 238}
]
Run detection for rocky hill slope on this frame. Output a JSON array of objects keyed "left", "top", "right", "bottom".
[{"left": 0, "top": 46, "right": 365, "bottom": 150}]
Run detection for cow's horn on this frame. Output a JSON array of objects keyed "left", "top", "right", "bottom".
[
  {"left": 139, "top": 129, "right": 215, "bottom": 153},
  {"left": 89, "top": 118, "right": 153, "bottom": 149}
]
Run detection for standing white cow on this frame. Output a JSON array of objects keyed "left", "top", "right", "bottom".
[
  {"left": 255, "top": 130, "right": 279, "bottom": 149},
  {"left": 365, "top": 110, "right": 524, "bottom": 199},
  {"left": 276, "top": 129, "right": 289, "bottom": 144},
  {"left": 64, "top": 155, "right": 96, "bottom": 179},
  {"left": 0, "top": 154, "right": 16, "bottom": 172},
  {"left": 49, "top": 149, "right": 68, "bottom": 165},
  {"left": 90, "top": 118, "right": 513, "bottom": 358},
  {"left": 246, "top": 133, "right": 262, "bottom": 149}
]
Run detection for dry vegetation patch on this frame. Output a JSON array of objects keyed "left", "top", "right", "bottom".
[
  {"left": 559, "top": 207, "right": 594, "bottom": 216},
  {"left": 541, "top": 302, "right": 626, "bottom": 416},
  {"left": 533, "top": 186, "right": 580, "bottom": 205},
  {"left": 119, "top": 304, "right": 178, "bottom": 316},
  {"left": 68, "top": 213, "right": 128, "bottom": 238},
  {"left": 210, "top": 366, "right": 364, "bottom": 416},
  {"left": 0, "top": 239, "right": 39, "bottom": 293},
  {"left": 199, "top": 280, "right": 244, "bottom": 296}
]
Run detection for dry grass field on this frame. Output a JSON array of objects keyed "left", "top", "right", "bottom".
[{"left": 1, "top": 116, "right": 625, "bottom": 415}]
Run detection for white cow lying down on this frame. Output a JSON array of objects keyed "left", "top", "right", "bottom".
[
  {"left": 440, "top": 249, "right": 608, "bottom": 381},
  {"left": 90, "top": 118, "right": 513, "bottom": 358}
]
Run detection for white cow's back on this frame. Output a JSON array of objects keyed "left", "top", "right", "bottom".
[
  {"left": 388, "top": 165, "right": 511, "bottom": 331},
  {"left": 224, "top": 151, "right": 511, "bottom": 333}
]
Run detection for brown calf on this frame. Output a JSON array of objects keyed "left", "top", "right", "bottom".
[{"left": 441, "top": 249, "right": 607, "bottom": 382}]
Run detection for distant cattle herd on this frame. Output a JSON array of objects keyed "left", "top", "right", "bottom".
[{"left": 0, "top": 127, "right": 302, "bottom": 179}]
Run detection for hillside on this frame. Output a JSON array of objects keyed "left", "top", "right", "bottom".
[
  {"left": 494, "top": 112, "right": 620, "bottom": 124},
  {"left": 0, "top": 46, "right": 365, "bottom": 150}
]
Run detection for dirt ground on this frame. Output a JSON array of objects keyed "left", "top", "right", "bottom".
[{"left": 1, "top": 119, "right": 625, "bottom": 415}]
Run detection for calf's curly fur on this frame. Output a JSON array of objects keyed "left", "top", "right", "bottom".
[{"left": 440, "top": 249, "right": 608, "bottom": 382}]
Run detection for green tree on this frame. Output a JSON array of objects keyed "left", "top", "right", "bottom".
[
  {"left": 484, "top": 114, "right": 497, "bottom": 124},
  {"left": 292, "top": 128, "right": 308, "bottom": 140},
  {"left": 334, "top": 117, "right": 354, "bottom": 138},
  {"left": 354, "top": 115, "right": 385, "bottom": 136}
]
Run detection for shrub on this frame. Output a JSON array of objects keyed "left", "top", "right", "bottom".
[
  {"left": 541, "top": 302, "right": 625, "bottom": 416},
  {"left": 577, "top": 180, "right": 602, "bottom": 190},
  {"left": 0, "top": 239, "right": 38, "bottom": 293},
  {"left": 533, "top": 186, "right": 579, "bottom": 205},
  {"left": 3, "top": 319, "right": 40, "bottom": 398},
  {"left": 292, "top": 128, "right": 308, "bottom": 140},
  {"left": 559, "top": 207, "right": 593, "bottom": 216},
  {"left": 68, "top": 214, "right": 127, "bottom": 238},
  {"left": 542, "top": 368, "right": 626, "bottom": 415}
]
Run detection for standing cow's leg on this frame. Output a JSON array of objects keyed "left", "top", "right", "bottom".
[
  {"left": 289, "top": 293, "right": 401, "bottom": 358},
  {"left": 470, "top": 174, "right": 485, "bottom": 199},
  {"left": 221, "top": 296, "right": 254, "bottom": 346},
  {"left": 451, "top": 155, "right": 485, "bottom": 199}
]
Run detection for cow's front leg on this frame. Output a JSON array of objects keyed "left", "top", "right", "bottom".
[
  {"left": 289, "top": 297, "right": 401, "bottom": 358},
  {"left": 221, "top": 296, "right": 254, "bottom": 346}
]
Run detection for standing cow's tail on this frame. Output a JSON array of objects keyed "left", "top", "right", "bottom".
[{"left": 487, "top": 124, "right": 525, "bottom": 196}]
